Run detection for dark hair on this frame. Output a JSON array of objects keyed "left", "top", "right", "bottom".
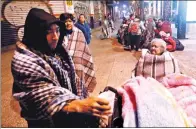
[
  {"left": 135, "top": 15, "right": 140, "bottom": 19},
  {"left": 130, "top": 13, "right": 134, "bottom": 18},
  {"left": 22, "top": 8, "right": 65, "bottom": 54},
  {"left": 60, "top": 13, "right": 74, "bottom": 22},
  {"left": 79, "top": 14, "right": 85, "bottom": 18}
]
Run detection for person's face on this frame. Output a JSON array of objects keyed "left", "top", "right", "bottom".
[
  {"left": 130, "top": 15, "right": 135, "bottom": 19},
  {"left": 150, "top": 42, "right": 164, "bottom": 55},
  {"left": 79, "top": 15, "right": 85, "bottom": 23},
  {"left": 65, "top": 18, "right": 73, "bottom": 30},
  {"left": 46, "top": 24, "right": 60, "bottom": 50}
]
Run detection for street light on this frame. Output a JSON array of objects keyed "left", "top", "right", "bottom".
[{"left": 123, "top": 4, "right": 126, "bottom": 8}]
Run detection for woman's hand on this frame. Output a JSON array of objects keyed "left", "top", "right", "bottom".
[{"left": 63, "top": 97, "right": 112, "bottom": 118}]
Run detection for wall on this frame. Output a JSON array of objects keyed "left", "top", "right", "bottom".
[
  {"left": 1, "top": 0, "right": 105, "bottom": 47},
  {"left": 73, "top": 1, "right": 90, "bottom": 23}
]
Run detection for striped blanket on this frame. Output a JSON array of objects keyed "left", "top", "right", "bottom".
[
  {"left": 62, "top": 26, "right": 97, "bottom": 93},
  {"left": 12, "top": 42, "right": 81, "bottom": 121},
  {"left": 133, "top": 49, "right": 180, "bottom": 81}
]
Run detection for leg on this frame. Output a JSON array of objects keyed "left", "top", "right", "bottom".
[
  {"left": 135, "top": 35, "right": 142, "bottom": 51},
  {"left": 129, "top": 33, "right": 133, "bottom": 49},
  {"left": 130, "top": 34, "right": 136, "bottom": 50}
]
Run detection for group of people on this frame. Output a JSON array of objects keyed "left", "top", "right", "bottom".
[
  {"left": 11, "top": 8, "right": 195, "bottom": 128},
  {"left": 117, "top": 13, "right": 184, "bottom": 52},
  {"left": 11, "top": 8, "right": 110, "bottom": 127}
]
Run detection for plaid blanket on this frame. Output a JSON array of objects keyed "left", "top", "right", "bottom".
[
  {"left": 11, "top": 42, "right": 81, "bottom": 121},
  {"left": 62, "top": 26, "right": 96, "bottom": 93},
  {"left": 133, "top": 49, "right": 180, "bottom": 81}
]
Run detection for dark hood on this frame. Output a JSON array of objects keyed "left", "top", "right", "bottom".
[{"left": 22, "top": 8, "right": 65, "bottom": 54}]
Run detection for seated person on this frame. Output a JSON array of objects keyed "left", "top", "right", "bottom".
[
  {"left": 154, "top": 18, "right": 172, "bottom": 38},
  {"left": 132, "top": 38, "right": 180, "bottom": 81},
  {"left": 117, "top": 24, "right": 128, "bottom": 45},
  {"left": 11, "top": 8, "right": 111, "bottom": 128}
]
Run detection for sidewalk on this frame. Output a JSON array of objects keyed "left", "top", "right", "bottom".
[
  {"left": 171, "top": 23, "right": 196, "bottom": 78},
  {"left": 172, "top": 39, "right": 196, "bottom": 78}
]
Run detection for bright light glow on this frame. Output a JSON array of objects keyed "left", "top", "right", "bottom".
[
  {"left": 115, "top": 6, "right": 118, "bottom": 12},
  {"left": 186, "top": 1, "right": 196, "bottom": 21},
  {"left": 123, "top": 4, "right": 126, "bottom": 8},
  {"left": 122, "top": 10, "right": 126, "bottom": 13}
]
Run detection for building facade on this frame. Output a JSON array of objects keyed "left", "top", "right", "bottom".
[{"left": 1, "top": 0, "right": 108, "bottom": 47}]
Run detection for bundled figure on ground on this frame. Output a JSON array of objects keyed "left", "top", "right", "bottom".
[
  {"left": 155, "top": 18, "right": 184, "bottom": 51},
  {"left": 11, "top": 8, "right": 111, "bottom": 128},
  {"left": 155, "top": 18, "right": 172, "bottom": 38},
  {"left": 132, "top": 38, "right": 180, "bottom": 82},
  {"left": 159, "top": 30, "right": 184, "bottom": 52}
]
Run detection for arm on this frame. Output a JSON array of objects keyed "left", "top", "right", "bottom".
[
  {"left": 85, "top": 23, "right": 91, "bottom": 44},
  {"left": 154, "top": 28, "right": 160, "bottom": 35},
  {"left": 140, "top": 21, "right": 146, "bottom": 31},
  {"left": 11, "top": 55, "right": 80, "bottom": 119},
  {"left": 12, "top": 52, "right": 110, "bottom": 119},
  {"left": 164, "top": 37, "right": 176, "bottom": 52}
]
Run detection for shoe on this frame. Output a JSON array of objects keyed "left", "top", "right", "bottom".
[{"left": 124, "top": 46, "right": 130, "bottom": 50}]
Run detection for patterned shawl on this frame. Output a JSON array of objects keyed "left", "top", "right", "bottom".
[
  {"left": 12, "top": 42, "right": 83, "bottom": 121},
  {"left": 62, "top": 26, "right": 97, "bottom": 93},
  {"left": 133, "top": 49, "right": 180, "bottom": 81}
]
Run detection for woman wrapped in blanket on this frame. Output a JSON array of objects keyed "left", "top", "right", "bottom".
[
  {"left": 11, "top": 8, "right": 111, "bottom": 128},
  {"left": 132, "top": 38, "right": 180, "bottom": 81},
  {"left": 59, "top": 13, "right": 97, "bottom": 96}
]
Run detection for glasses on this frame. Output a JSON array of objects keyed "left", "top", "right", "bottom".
[{"left": 47, "top": 27, "right": 60, "bottom": 35}]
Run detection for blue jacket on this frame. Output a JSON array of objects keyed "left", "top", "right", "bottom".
[{"left": 75, "top": 21, "right": 91, "bottom": 44}]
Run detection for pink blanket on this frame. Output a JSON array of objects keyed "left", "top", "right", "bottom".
[
  {"left": 117, "top": 76, "right": 192, "bottom": 127},
  {"left": 161, "top": 73, "right": 196, "bottom": 126}
]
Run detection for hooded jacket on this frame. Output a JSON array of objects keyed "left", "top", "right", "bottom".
[{"left": 22, "top": 8, "right": 65, "bottom": 55}]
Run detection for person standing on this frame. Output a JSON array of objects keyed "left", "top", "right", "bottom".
[
  {"left": 124, "top": 13, "right": 135, "bottom": 50},
  {"left": 60, "top": 13, "right": 97, "bottom": 95},
  {"left": 75, "top": 14, "right": 91, "bottom": 44},
  {"left": 128, "top": 16, "right": 146, "bottom": 51},
  {"left": 101, "top": 16, "right": 110, "bottom": 39}
]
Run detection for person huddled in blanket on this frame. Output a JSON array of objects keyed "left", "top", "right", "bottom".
[
  {"left": 132, "top": 38, "right": 180, "bottom": 82},
  {"left": 11, "top": 8, "right": 111, "bottom": 128}
]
